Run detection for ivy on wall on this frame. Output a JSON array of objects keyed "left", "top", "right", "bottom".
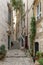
[{"left": 30, "top": 16, "right": 36, "bottom": 54}]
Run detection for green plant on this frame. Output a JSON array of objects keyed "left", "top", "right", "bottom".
[
  {"left": 0, "top": 45, "right": 5, "bottom": 50},
  {"left": 30, "top": 16, "right": 36, "bottom": 54},
  {"left": 0, "top": 45, "right": 7, "bottom": 60},
  {"left": 41, "top": 52, "right": 43, "bottom": 57},
  {"left": 36, "top": 51, "right": 42, "bottom": 58},
  {"left": 38, "top": 58, "right": 43, "bottom": 65},
  {"left": 11, "top": 0, "right": 24, "bottom": 15}
]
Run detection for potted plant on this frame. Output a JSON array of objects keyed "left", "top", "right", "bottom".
[
  {"left": 0, "top": 44, "right": 7, "bottom": 60},
  {"left": 38, "top": 58, "right": 43, "bottom": 65},
  {"left": 36, "top": 51, "right": 41, "bottom": 60}
]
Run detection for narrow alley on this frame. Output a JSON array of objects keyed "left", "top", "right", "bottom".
[
  {"left": 0, "top": 0, "right": 43, "bottom": 65},
  {"left": 0, "top": 50, "right": 34, "bottom": 65}
]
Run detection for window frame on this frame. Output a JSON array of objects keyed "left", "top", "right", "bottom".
[{"left": 36, "top": 2, "right": 41, "bottom": 20}]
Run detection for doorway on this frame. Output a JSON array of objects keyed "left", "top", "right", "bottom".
[
  {"left": 25, "top": 36, "right": 28, "bottom": 49},
  {"left": 35, "top": 42, "right": 39, "bottom": 56},
  {"left": 8, "top": 36, "right": 10, "bottom": 49}
]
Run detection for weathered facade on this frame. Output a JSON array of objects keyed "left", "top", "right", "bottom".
[
  {"left": 22, "top": 0, "right": 43, "bottom": 54},
  {"left": 16, "top": 10, "right": 22, "bottom": 48},
  {"left": 22, "top": 0, "right": 34, "bottom": 49},
  {"left": 0, "top": 0, "right": 14, "bottom": 50},
  {"left": 13, "top": 11, "right": 16, "bottom": 41},
  {"left": 16, "top": 0, "right": 43, "bottom": 53},
  {"left": 16, "top": 0, "right": 34, "bottom": 49},
  {"left": 0, "top": 0, "right": 10, "bottom": 50},
  {"left": 16, "top": 10, "right": 21, "bottom": 40},
  {"left": 33, "top": 0, "right": 43, "bottom": 53}
]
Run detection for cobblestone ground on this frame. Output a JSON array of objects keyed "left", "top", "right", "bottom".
[{"left": 0, "top": 49, "right": 34, "bottom": 65}]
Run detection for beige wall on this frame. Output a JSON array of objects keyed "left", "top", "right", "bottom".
[
  {"left": 23, "top": 0, "right": 34, "bottom": 35},
  {"left": 28, "top": 8, "right": 33, "bottom": 50},
  {"left": 16, "top": 0, "right": 34, "bottom": 48},
  {"left": 22, "top": 0, "right": 34, "bottom": 48},
  {"left": 0, "top": 0, "right": 10, "bottom": 50},
  {"left": 16, "top": 10, "right": 21, "bottom": 40},
  {"left": 11, "top": 10, "right": 16, "bottom": 41},
  {"left": 33, "top": 0, "right": 43, "bottom": 52}
]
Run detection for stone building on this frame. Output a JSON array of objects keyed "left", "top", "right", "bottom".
[
  {"left": 0, "top": 0, "right": 10, "bottom": 50},
  {"left": 16, "top": 10, "right": 22, "bottom": 48},
  {"left": 16, "top": 10, "right": 21, "bottom": 40},
  {"left": 16, "top": 0, "right": 43, "bottom": 53},
  {"left": 33, "top": 0, "right": 43, "bottom": 54},
  {"left": 0, "top": 0, "right": 14, "bottom": 50},
  {"left": 16, "top": 0, "right": 34, "bottom": 49},
  {"left": 21, "top": 0, "right": 34, "bottom": 49},
  {"left": 13, "top": 11, "right": 16, "bottom": 41}
]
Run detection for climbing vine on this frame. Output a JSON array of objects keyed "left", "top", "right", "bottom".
[{"left": 30, "top": 16, "right": 36, "bottom": 54}]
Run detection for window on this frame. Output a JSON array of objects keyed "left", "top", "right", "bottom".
[{"left": 37, "top": 2, "right": 41, "bottom": 20}]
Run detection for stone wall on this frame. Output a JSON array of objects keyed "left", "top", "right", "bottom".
[
  {"left": 34, "top": 0, "right": 43, "bottom": 52},
  {"left": 0, "top": 0, "right": 10, "bottom": 50}
]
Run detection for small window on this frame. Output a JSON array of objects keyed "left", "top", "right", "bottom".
[{"left": 37, "top": 2, "right": 41, "bottom": 20}]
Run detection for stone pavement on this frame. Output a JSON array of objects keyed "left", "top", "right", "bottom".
[
  {"left": 0, "top": 49, "right": 34, "bottom": 65},
  {"left": 6, "top": 49, "right": 26, "bottom": 57}
]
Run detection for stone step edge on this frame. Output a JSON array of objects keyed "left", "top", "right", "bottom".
[{"left": 6, "top": 55, "right": 27, "bottom": 58}]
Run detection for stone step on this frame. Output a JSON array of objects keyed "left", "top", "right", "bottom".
[
  {"left": 12, "top": 41, "right": 20, "bottom": 49},
  {"left": 6, "top": 55, "right": 27, "bottom": 58},
  {"left": 6, "top": 49, "right": 27, "bottom": 58}
]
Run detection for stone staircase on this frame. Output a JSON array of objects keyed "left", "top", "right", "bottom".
[
  {"left": 12, "top": 41, "right": 20, "bottom": 49},
  {"left": 6, "top": 50, "right": 27, "bottom": 58}
]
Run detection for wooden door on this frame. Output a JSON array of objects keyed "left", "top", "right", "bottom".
[
  {"left": 25, "top": 36, "right": 28, "bottom": 49},
  {"left": 8, "top": 36, "right": 10, "bottom": 49}
]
